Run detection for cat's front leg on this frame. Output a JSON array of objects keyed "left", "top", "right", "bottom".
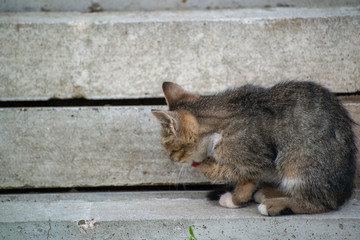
[
  {"left": 197, "top": 157, "right": 240, "bottom": 181},
  {"left": 197, "top": 158, "right": 257, "bottom": 208},
  {"left": 219, "top": 181, "right": 257, "bottom": 208}
]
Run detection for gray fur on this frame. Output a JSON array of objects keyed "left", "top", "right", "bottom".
[{"left": 167, "top": 81, "right": 357, "bottom": 210}]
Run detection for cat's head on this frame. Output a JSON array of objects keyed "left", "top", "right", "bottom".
[{"left": 152, "top": 82, "right": 202, "bottom": 166}]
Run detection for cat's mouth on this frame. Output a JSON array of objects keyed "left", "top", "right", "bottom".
[{"left": 191, "top": 162, "right": 201, "bottom": 167}]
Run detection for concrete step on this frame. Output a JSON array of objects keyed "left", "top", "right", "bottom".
[
  {"left": 1, "top": 190, "right": 359, "bottom": 239},
  {"left": 0, "top": 6, "right": 359, "bottom": 100},
  {"left": 1, "top": 100, "right": 359, "bottom": 189},
  {"left": 2, "top": 0, "right": 359, "bottom": 12},
  {"left": 0, "top": 106, "right": 208, "bottom": 189}
]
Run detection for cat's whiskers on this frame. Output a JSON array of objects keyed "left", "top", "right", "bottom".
[
  {"left": 174, "top": 164, "right": 188, "bottom": 189},
  {"left": 167, "top": 161, "right": 180, "bottom": 189}
]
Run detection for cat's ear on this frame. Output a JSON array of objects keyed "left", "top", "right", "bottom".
[
  {"left": 162, "top": 82, "right": 200, "bottom": 107},
  {"left": 151, "top": 110, "right": 181, "bottom": 136}
]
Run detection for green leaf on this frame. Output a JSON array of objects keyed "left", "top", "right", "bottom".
[{"left": 189, "top": 226, "right": 197, "bottom": 240}]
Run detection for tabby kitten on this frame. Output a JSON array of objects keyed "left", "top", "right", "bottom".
[{"left": 152, "top": 81, "right": 356, "bottom": 216}]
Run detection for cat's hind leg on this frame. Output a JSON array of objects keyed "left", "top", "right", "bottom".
[
  {"left": 253, "top": 187, "right": 287, "bottom": 203},
  {"left": 254, "top": 188, "right": 329, "bottom": 216},
  {"left": 259, "top": 197, "right": 329, "bottom": 216}
]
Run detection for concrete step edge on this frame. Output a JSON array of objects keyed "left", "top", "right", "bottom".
[
  {"left": 1, "top": 191, "right": 359, "bottom": 239},
  {"left": 2, "top": 0, "right": 360, "bottom": 12},
  {"left": 1, "top": 6, "right": 360, "bottom": 23}
]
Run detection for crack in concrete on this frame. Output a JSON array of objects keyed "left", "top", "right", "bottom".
[{"left": 47, "top": 218, "right": 52, "bottom": 240}]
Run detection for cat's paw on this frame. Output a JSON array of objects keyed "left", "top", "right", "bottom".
[
  {"left": 257, "top": 199, "right": 294, "bottom": 216},
  {"left": 197, "top": 157, "right": 216, "bottom": 170},
  {"left": 219, "top": 192, "right": 239, "bottom": 209},
  {"left": 257, "top": 203, "right": 269, "bottom": 216},
  {"left": 206, "top": 186, "right": 235, "bottom": 201}
]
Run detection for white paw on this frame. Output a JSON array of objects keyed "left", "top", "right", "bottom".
[
  {"left": 258, "top": 203, "right": 269, "bottom": 216},
  {"left": 253, "top": 190, "right": 265, "bottom": 204},
  {"left": 219, "top": 192, "right": 239, "bottom": 209}
]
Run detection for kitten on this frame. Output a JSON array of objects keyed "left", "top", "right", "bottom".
[{"left": 152, "top": 81, "right": 357, "bottom": 216}]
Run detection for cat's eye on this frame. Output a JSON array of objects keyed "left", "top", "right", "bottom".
[{"left": 162, "top": 139, "right": 173, "bottom": 146}]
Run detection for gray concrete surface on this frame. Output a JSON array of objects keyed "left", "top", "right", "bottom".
[
  {"left": 0, "top": 7, "right": 359, "bottom": 100},
  {"left": 342, "top": 98, "right": 360, "bottom": 188},
  {"left": 0, "top": 102, "right": 359, "bottom": 189},
  {"left": 1, "top": 0, "right": 359, "bottom": 12},
  {"left": 0, "top": 191, "right": 359, "bottom": 239},
  {"left": 0, "top": 106, "right": 209, "bottom": 189}
]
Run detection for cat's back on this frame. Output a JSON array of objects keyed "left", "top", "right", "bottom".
[
  {"left": 266, "top": 81, "right": 353, "bottom": 134},
  {"left": 230, "top": 81, "right": 354, "bottom": 146},
  {"left": 178, "top": 81, "right": 353, "bottom": 136},
  {"left": 224, "top": 81, "right": 347, "bottom": 118}
]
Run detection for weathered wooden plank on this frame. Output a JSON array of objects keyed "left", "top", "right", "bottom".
[
  {"left": 0, "top": 101, "right": 359, "bottom": 189},
  {"left": 0, "top": 8, "right": 359, "bottom": 101}
]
